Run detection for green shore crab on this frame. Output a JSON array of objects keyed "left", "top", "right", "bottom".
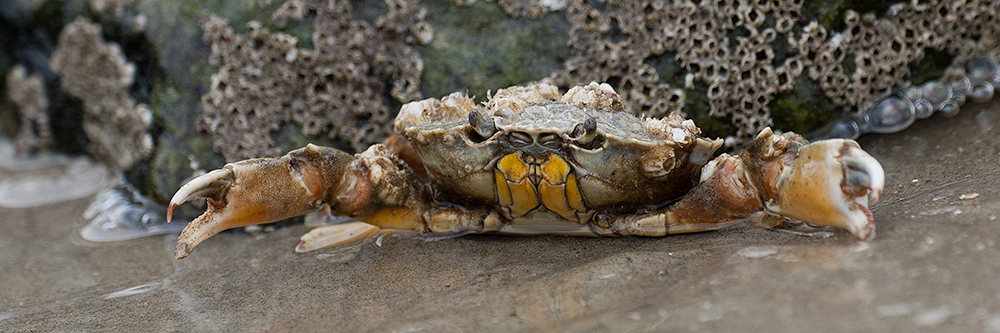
[{"left": 167, "top": 83, "right": 884, "bottom": 259}]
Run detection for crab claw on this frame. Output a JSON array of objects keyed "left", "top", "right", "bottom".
[
  {"left": 168, "top": 144, "right": 356, "bottom": 259},
  {"left": 760, "top": 136, "right": 885, "bottom": 240}
]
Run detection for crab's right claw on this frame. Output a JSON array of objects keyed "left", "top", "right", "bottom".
[
  {"left": 765, "top": 139, "right": 885, "bottom": 240},
  {"left": 167, "top": 144, "right": 357, "bottom": 259}
]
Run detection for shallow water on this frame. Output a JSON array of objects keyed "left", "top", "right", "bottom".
[
  {"left": 1, "top": 101, "right": 999, "bottom": 331},
  {"left": 0, "top": 139, "right": 112, "bottom": 208},
  {"left": 80, "top": 185, "right": 188, "bottom": 242}
]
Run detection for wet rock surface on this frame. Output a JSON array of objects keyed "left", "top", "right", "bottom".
[{"left": 0, "top": 100, "right": 998, "bottom": 331}]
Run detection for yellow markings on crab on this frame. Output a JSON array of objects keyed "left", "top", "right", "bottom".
[
  {"left": 539, "top": 155, "right": 575, "bottom": 221},
  {"left": 507, "top": 178, "right": 540, "bottom": 217},
  {"left": 497, "top": 153, "right": 539, "bottom": 217},
  {"left": 565, "top": 174, "right": 586, "bottom": 212},
  {"left": 495, "top": 170, "right": 513, "bottom": 207},
  {"left": 494, "top": 152, "right": 589, "bottom": 221},
  {"left": 539, "top": 154, "right": 570, "bottom": 183},
  {"left": 539, "top": 182, "right": 574, "bottom": 220},
  {"left": 497, "top": 153, "right": 530, "bottom": 180}
]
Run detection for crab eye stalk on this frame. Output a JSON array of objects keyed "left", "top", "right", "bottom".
[
  {"left": 570, "top": 117, "right": 602, "bottom": 148},
  {"left": 468, "top": 110, "right": 497, "bottom": 142}
]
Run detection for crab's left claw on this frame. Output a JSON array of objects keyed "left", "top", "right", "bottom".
[
  {"left": 168, "top": 144, "right": 356, "bottom": 259},
  {"left": 747, "top": 130, "right": 884, "bottom": 240}
]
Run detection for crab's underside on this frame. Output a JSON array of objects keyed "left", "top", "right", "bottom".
[{"left": 167, "top": 83, "right": 884, "bottom": 259}]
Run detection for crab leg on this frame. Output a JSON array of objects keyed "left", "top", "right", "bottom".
[
  {"left": 295, "top": 220, "right": 382, "bottom": 253},
  {"left": 610, "top": 129, "right": 884, "bottom": 239},
  {"left": 600, "top": 153, "right": 763, "bottom": 236}
]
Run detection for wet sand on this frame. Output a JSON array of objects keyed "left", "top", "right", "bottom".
[{"left": 1, "top": 100, "right": 999, "bottom": 331}]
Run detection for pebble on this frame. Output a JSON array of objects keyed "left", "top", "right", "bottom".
[{"left": 959, "top": 193, "right": 980, "bottom": 200}]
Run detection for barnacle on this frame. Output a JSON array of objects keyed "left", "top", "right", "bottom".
[{"left": 198, "top": 0, "right": 428, "bottom": 161}]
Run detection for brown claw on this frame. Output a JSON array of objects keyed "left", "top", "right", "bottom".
[{"left": 168, "top": 144, "right": 361, "bottom": 259}]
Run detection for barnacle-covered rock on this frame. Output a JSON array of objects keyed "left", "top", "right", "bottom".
[
  {"left": 50, "top": 18, "right": 153, "bottom": 171},
  {"left": 5, "top": 65, "right": 50, "bottom": 154},
  {"left": 541, "top": 0, "right": 1000, "bottom": 146},
  {"left": 198, "top": 0, "right": 428, "bottom": 161}
]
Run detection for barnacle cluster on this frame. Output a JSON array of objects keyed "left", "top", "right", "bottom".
[
  {"left": 201, "top": 0, "right": 999, "bottom": 155},
  {"left": 198, "top": 0, "right": 429, "bottom": 161},
  {"left": 50, "top": 18, "right": 153, "bottom": 171},
  {"left": 538, "top": 0, "right": 1000, "bottom": 144},
  {"left": 5, "top": 65, "right": 50, "bottom": 154}
]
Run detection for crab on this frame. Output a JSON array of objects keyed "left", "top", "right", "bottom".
[{"left": 166, "top": 83, "right": 885, "bottom": 259}]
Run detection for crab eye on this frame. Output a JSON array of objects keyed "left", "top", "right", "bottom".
[
  {"left": 467, "top": 110, "right": 497, "bottom": 142},
  {"left": 570, "top": 117, "right": 602, "bottom": 149},
  {"left": 570, "top": 117, "right": 596, "bottom": 139},
  {"left": 509, "top": 131, "right": 533, "bottom": 147},
  {"left": 537, "top": 133, "right": 562, "bottom": 149}
]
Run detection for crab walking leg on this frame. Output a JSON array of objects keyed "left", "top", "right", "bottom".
[
  {"left": 600, "top": 153, "right": 763, "bottom": 236},
  {"left": 609, "top": 129, "right": 884, "bottom": 239},
  {"left": 295, "top": 221, "right": 382, "bottom": 253}
]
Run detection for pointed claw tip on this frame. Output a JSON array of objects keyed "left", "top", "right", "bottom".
[
  {"left": 869, "top": 189, "right": 883, "bottom": 204},
  {"left": 294, "top": 242, "right": 308, "bottom": 253},
  {"left": 170, "top": 168, "right": 234, "bottom": 209},
  {"left": 856, "top": 223, "right": 875, "bottom": 241},
  {"left": 174, "top": 242, "right": 190, "bottom": 260},
  {"left": 166, "top": 203, "right": 178, "bottom": 223},
  {"left": 848, "top": 204, "right": 877, "bottom": 241}
]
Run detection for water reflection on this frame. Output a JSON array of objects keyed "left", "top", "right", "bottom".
[{"left": 103, "top": 282, "right": 162, "bottom": 299}]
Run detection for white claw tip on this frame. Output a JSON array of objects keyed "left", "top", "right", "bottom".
[
  {"left": 869, "top": 189, "right": 883, "bottom": 204},
  {"left": 174, "top": 242, "right": 190, "bottom": 259}
]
